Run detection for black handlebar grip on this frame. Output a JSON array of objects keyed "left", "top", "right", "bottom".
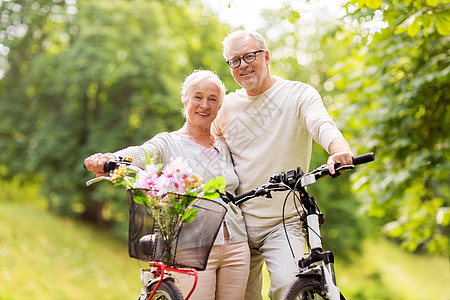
[
  {"left": 234, "top": 189, "right": 256, "bottom": 202},
  {"left": 103, "top": 161, "right": 118, "bottom": 172},
  {"left": 352, "top": 153, "right": 375, "bottom": 166}
]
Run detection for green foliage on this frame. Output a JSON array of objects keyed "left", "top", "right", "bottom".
[
  {"left": 258, "top": 0, "right": 449, "bottom": 256},
  {"left": 332, "top": 0, "right": 450, "bottom": 254},
  {"left": 1, "top": 0, "right": 448, "bottom": 258},
  {"left": 0, "top": 0, "right": 231, "bottom": 225}
]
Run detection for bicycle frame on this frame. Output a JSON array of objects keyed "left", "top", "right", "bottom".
[{"left": 140, "top": 261, "right": 198, "bottom": 300}]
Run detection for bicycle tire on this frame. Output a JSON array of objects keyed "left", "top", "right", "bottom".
[
  {"left": 146, "top": 280, "right": 184, "bottom": 300},
  {"left": 281, "top": 277, "right": 326, "bottom": 300}
]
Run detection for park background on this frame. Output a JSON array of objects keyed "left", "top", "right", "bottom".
[{"left": 0, "top": 0, "right": 448, "bottom": 299}]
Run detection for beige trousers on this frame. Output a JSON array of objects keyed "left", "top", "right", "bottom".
[
  {"left": 175, "top": 227, "right": 250, "bottom": 300},
  {"left": 245, "top": 218, "right": 305, "bottom": 300}
]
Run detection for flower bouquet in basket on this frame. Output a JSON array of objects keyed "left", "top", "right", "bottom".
[{"left": 111, "top": 154, "right": 226, "bottom": 263}]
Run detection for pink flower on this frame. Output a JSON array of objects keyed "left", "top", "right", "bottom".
[
  {"left": 133, "top": 157, "right": 196, "bottom": 196},
  {"left": 154, "top": 174, "right": 171, "bottom": 196},
  {"left": 155, "top": 174, "right": 188, "bottom": 195},
  {"left": 156, "top": 157, "right": 192, "bottom": 194},
  {"left": 134, "top": 164, "right": 159, "bottom": 191},
  {"left": 163, "top": 157, "right": 192, "bottom": 178}
]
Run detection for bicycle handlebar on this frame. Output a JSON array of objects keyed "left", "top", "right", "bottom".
[
  {"left": 228, "top": 153, "right": 375, "bottom": 205},
  {"left": 104, "top": 160, "right": 120, "bottom": 172},
  {"left": 352, "top": 153, "right": 375, "bottom": 166},
  {"left": 85, "top": 157, "right": 140, "bottom": 186}
]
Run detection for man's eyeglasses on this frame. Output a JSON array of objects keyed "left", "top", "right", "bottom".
[{"left": 226, "top": 50, "right": 265, "bottom": 69}]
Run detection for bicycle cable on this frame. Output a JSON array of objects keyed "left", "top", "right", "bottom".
[
  {"left": 293, "top": 177, "right": 323, "bottom": 250},
  {"left": 282, "top": 184, "right": 303, "bottom": 262}
]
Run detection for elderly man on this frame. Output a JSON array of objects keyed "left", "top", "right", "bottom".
[{"left": 212, "top": 30, "right": 354, "bottom": 299}]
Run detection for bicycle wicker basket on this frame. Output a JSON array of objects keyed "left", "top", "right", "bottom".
[{"left": 127, "top": 189, "right": 227, "bottom": 271}]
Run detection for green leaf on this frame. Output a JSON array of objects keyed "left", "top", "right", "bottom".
[
  {"left": 288, "top": 10, "right": 300, "bottom": 24},
  {"left": 365, "top": 0, "right": 382, "bottom": 9},
  {"left": 202, "top": 177, "right": 226, "bottom": 199},
  {"left": 420, "top": 14, "right": 434, "bottom": 30},
  {"left": 203, "top": 190, "right": 220, "bottom": 200},
  {"left": 182, "top": 208, "right": 198, "bottom": 224},
  {"left": 425, "top": 0, "right": 439, "bottom": 6},
  {"left": 435, "top": 13, "right": 450, "bottom": 36},
  {"left": 395, "top": 26, "right": 408, "bottom": 35},
  {"left": 133, "top": 194, "right": 149, "bottom": 206},
  {"left": 134, "top": 189, "right": 145, "bottom": 197},
  {"left": 180, "top": 194, "right": 196, "bottom": 208},
  {"left": 145, "top": 151, "right": 163, "bottom": 170},
  {"left": 167, "top": 199, "right": 180, "bottom": 214},
  {"left": 407, "top": 18, "right": 421, "bottom": 36},
  {"left": 145, "top": 151, "right": 152, "bottom": 165},
  {"left": 203, "top": 177, "right": 226, "bottom": 191}
]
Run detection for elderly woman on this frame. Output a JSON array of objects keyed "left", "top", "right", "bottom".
[{"left": 84, "top": 70, "right": 250, "bottom": 300}]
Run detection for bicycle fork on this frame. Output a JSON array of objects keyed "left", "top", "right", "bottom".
[{"left": 302, "top": 213, "right": 341, "bottom": 300}]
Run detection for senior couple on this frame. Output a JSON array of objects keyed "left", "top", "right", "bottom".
[{"left": 84, "top": 30, "right": 354, "bottom": 300}]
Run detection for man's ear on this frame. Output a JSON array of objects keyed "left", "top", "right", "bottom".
[{"left": 265, "top": 50, "right": 270, "bottom": 65}]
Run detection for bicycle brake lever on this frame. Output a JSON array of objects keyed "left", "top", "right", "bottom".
[
  {"left": 219, "top": 191, "right": 239, "bottom": 216},
  {"left": 86, "top": 176, "right": 112, "bottom": 186},
  {"left": 220, "top": 191, "right": 235, "bottom": 203},
  {"left": 254, "top": 187, "right": 268, "bottom": 197},
  {"left": 331, "top": 165, "right": 355, "bottom": 178}
]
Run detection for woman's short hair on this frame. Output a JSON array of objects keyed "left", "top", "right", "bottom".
[
  {"left": 180, "top": 70, "right": 226, "bottom": 112},
  {"left": 222, "top": 30, "right": 268, "bottom": 60}
]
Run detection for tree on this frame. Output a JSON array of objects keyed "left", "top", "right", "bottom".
[
  {"left": 330, "top": 0, "right": 449, "bottom": 254},
  {"left": 0, "top": 0, "right": 231, "bottom": 225}
]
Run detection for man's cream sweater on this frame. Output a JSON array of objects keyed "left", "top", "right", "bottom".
[{"left": 212, "top": 76, "right": 344, "bottom": 227}]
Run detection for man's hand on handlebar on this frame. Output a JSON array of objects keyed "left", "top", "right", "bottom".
[
  {"left": 326, "top": 151, "right": 354, "bottom": 175},
  {"left": 84, "top": 153, "right": 114, "bottom": 177}
]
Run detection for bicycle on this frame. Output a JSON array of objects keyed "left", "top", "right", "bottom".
[
  {"left": 222, "top": 153, "right": 375, "bottom": 300},
  {"left": 86, "top": 158, "right": 228, "bottom": 300}
]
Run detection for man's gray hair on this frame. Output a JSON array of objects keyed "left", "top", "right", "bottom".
[{"left": 222, "top": 30, "right": 268, "bottom": 59}]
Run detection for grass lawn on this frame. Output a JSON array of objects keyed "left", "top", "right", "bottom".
[
  {"left": 0, "top": 201, "right": 140, "bottom": 299},
  {"left": 337, "top": 236, "right": 450, "bottom": 300},
  {"left": 260, "top": 238, "right": 449, "bottom": 300},
  {"left": 1, "top": 198, "right": 448, "bottom": 300}
]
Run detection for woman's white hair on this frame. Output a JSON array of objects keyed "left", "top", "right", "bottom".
[
  {"left": 222, "top": 30, "right": 268, "bottom": 59},
  {"left": 180, "top": 70, "right": 226, "bottom": 117}
]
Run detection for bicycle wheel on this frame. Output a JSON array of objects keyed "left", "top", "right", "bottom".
[
  {"left": 282, "top": 277, "right": 346, "bottom": 300},
  {"left": 147, "top": 280, "right": 184, "bottom": 300},
  {"left": 282, "top": 277, "right": 324, "bottom": 300}
]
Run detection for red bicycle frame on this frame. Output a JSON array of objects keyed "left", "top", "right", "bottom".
[{"left": 146, "top": 261, "right": 198, "bottom": 300}]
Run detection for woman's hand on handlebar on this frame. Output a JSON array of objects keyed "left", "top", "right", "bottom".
[
  {"left": 84, "top": 153, "right": 114, "bottom": 177},
  {"left": 326, "top": 151, "right": 354, "bottom": 175}
]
